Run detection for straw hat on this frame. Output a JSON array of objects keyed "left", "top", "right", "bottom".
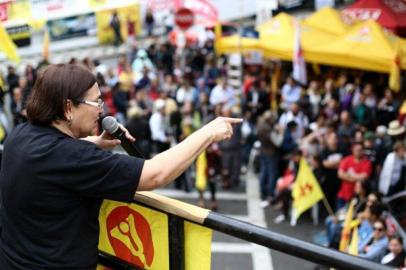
[{"left": 387, "top": 120, "right": 405, "bottom": 136}]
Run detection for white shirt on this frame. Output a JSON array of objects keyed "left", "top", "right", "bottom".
[
  {"left": 209, "top": 84, "right": 235, "bottom": 106},
  {"left": 149, "top": 112, "right": 168, "bottom": 143},
  {"left": 381, "top": 252, "right": 395, "bottom": 264},
  {"left": 281, "top": 83, "right": 301, "bottom": 106},
  {"left": 279, "top": 111, "right": 309, "bottom": 140},
  {"left": 176, "top": 86, "right": 196, "bottom": 104}
]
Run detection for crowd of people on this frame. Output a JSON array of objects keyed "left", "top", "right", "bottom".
[{"left": 1, "top": 25, "right": 406, "bottom": 268}]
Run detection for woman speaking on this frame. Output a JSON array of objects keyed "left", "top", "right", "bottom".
[{"left": 0, "top": 64, "right": 241, "bottom": 269}]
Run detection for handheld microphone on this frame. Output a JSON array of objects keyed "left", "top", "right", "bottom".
[{"left": 102, "top": 116, "right": 145, "bottom": 158}]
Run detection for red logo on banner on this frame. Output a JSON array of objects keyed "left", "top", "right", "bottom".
[
  {"left": 106, "top": 206, "right": 154, "bottom": 268},
  {"left": 175, "top": 7, "right": 194, "bottom": 30}
]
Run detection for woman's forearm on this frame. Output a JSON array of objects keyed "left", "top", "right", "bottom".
[
  {"left": 137, "top": 117, "right": 241, "bottom": 191},
  {"left": 150, "top": 128, "right": 213, "bottom": 186}
]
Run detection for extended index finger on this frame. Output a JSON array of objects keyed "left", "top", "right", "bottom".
[{"left": 223, "top": 117, "right": 243, "bottom": 124}]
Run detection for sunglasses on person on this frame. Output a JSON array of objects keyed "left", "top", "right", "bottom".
[{"left": 373, "top": 226, "right": 384, "bottom": 232}]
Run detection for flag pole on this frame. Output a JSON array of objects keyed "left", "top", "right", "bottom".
[{"left": 321, "top": 196, "right": 334, "bottom": 217}]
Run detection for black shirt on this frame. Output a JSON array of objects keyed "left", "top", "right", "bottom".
[
  {"left": 0, "top": 123, "right": 144, "bottom": 269},
  {"left": 320, "top": 148, "right": 344, "bottom": 190}
]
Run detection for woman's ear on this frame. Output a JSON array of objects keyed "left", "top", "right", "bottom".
[{"left": 64, "top": 99, "right": 73, "bottom": 120}]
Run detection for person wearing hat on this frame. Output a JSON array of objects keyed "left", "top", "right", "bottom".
[{"left": 387, "top": 120, "right": 406, "bottom": 138}]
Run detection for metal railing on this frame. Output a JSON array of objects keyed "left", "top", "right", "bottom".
[{"left": 98, "top": 191, "right": 392, "bottom": 270}]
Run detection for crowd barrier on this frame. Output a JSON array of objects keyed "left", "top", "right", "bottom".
[{"left": 98, "top": 191, "right": 392, "bottom": 270}]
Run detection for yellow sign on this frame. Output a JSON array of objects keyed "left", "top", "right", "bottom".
[
  {"left": 184, "top": 221, "right": 212, "bottom": 270},
  {"left": 98, "top": 200, "right": 169, "bottom": 269},
  {"left": 95, "top": 4, "right": 141, "bottom": 44},
  {"left": 6, "top": 24, "right": 30, "bottom": 40}
]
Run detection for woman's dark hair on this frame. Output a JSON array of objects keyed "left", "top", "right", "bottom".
[
  {"left": 389, "top": 235, "right": 403, "bottom": 246},
  {"left": 359, "top": 179, "right": 371, "bottom": 195},
  {"left": 370, "top": 203, "right": 387, "bottom": 219},
  {"left": 374, "top": 218, "right": 387, "bottom": 231},
  {"left": 26, "top": 64, "right": 96, "bottom": 125}
]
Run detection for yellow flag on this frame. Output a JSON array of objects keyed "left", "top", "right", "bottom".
[
  {"left": 339, "top": 199, "right": 356, "bottom": 252},
  {"left": 292, "top": 158, "right": 324, "bottom": 220},
  {"left": 348, "top": 222, "right": 359, "bottom": 255},
  {"left": 184, "top": 221, "right": 212, "bottom": 270},
  {"left": 43, "top": 29, "right": 50, "bottom": 60},
  {"left": 0, "top": 22, "right": 20, "bottom": 63},
  {"left": 195, "top": 151, "right": 207, "bottom": 191},
  {"left": 98, "top": 200, "right": 169, "bottom": 269},
  {"left": 389, "top": 56, "right": 400, "bottom": 92}
]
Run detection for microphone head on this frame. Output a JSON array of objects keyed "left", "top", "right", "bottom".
[{"left": 102, "top": 116, "right": 119, "bottom": 134}]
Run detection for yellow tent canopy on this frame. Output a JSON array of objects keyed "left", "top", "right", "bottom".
[
  {"left": 256, "top": 13, "right": 295, "bottom": 60},
  {"left": 310, "top": 20, "right": 403, "bottom": 73},
  {"left": 304, "top": 7, "right": 349, "bottom": 36},
  {"left": 215, "top": 35, "right": 260, "bottom": 55},
  {"left": 257, "top": 12, "right": 336, "bottom": 61}
]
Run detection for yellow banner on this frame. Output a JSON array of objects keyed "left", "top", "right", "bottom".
[
  {"left": 184, "top": 221, "right": 212, "bottom": 270},
  {"left": 292, "top": 158, "right": 324, "bottom": 220},
  {"left": 95, "top": 4, "right": 141, "bottom": 44},
  {"left": 389, "top": 57, "right": 401, "bottom": 92},
  {"left": 98, "top": 200, "right": 169, "bottom": 269}
]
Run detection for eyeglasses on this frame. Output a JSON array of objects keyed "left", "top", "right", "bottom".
[
  {"left": 78, "top": 99, "right": 104, "bottom": 110},
  {"left": 373, "top": 227, "right": 384, "bottom": 232}
]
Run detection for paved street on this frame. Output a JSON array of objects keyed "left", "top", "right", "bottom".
[{"left": 155, "top": 169, "right": 325, "bottom": 270}]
